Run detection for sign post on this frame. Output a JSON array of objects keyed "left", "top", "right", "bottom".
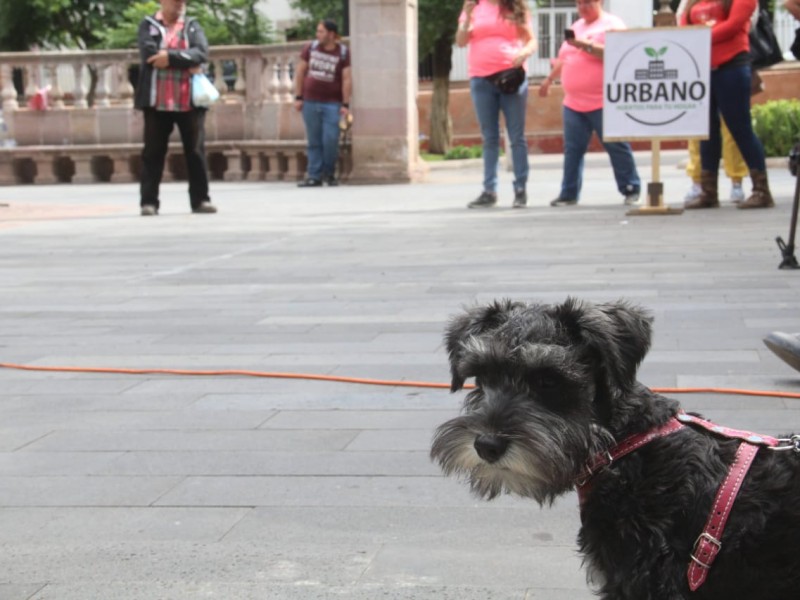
[{"left": 603, "top": 27, "right": 711, "bottom": 215}]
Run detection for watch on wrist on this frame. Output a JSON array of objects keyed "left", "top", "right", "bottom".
[{"left": 295, "top": 95, "right": 303, "bottom": 101}]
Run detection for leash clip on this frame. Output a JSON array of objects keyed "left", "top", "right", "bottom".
[{"left": 767, "top": 434, "right": 800, "bottom": 453}]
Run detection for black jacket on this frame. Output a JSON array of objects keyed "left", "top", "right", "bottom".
[{"left": 134, "top": 15, "right": 208, "bottom": 110}]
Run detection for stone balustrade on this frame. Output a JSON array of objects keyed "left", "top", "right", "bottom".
[{"left": 0, "top": 42, "right": 312, "bottom": 185}]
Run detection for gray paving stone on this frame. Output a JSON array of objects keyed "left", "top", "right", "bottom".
[
  {"left": 0, "top": 476, "right": 182, "bottom": 507},
  {"left": 0, "top": 507, "right": 250, "bottom": 543},
  {"left": 2, "top": 153, "right": 800, "bottom": 597},
  {"left": 96, "top": 450, "right": 439, "bottom": 477},
  {"left": 21, "top": 429, "right": 359, "bottom": 453}
]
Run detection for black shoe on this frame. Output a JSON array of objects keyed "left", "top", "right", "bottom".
[
  {"left": 324, "top": 176, "right": 339, "bottom": 187},
  {"left": 550, "top": 197, "right": 578, "bottom": 207},
  {"left": 298, "top": 178, "right": 323, "bottom": 188},
  {"left": 192, "top": 201, "right": 217, "bottom": 214},
  {"left": 467, "top": 191, "right": 497, "bottom": 209},
  {"left": 512, "top": 190, "right": 527, "bottom": 208}
]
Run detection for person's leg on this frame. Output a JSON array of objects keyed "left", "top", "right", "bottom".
[
  {"left": 720, "top": 117, "right": 747, "bottom": 181},
  {"left": 140, "top": 109, "right": 174, "bottom": 212},
  {"left": 175, "top": 109, "right": 213, "bottom": 211},
  {"left": 301, "top": 100, "right": 324, "bottom": 181},
  {"left": 592, "top": 108, "right": 640, "bottom": 201},
  {"left": 699, "top": 72, "right": 722, "bottom": 175},
  {"left": 470, "top": 77, "right": 501, "bottom": 195},
  {"left": 499, "top": 82, "right": 530, "bottom": 195},
  {"left": 558, "top": 106, "right": 592, "bottom": 202},
  {"left": 714, "top": 65, "right": 766, "bottom": 171},
  {"left": 712, "top": 64, "right": 773, "bottom": 209},
  {"left": 320, "top": 102, "right": 342, "bottom": 182}
]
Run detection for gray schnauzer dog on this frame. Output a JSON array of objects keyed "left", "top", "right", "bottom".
[{"left": 431, "top": 298, "right": 800, "bottom": 600}]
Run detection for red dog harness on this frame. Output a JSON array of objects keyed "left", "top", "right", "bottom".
[{"left": 576, "top": 412, "right": 798, "bottom": 592}]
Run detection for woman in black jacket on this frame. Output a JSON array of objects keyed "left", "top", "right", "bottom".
[{"left": 135, "top": 0, "right": 217, "bottom": 216}]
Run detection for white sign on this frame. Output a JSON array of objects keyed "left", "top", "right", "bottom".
[{"left": 603, "top": 27, "right": 711, "bottom": 141}]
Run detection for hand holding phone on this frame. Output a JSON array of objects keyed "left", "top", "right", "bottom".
[{"left": 564, "top": 29, "right": 575, "bottom": 41}]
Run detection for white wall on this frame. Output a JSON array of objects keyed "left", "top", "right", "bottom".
[
  {"left": 257, "top": 0, "right": 303, "bottom": 31},
  {"left": 607, "top": 0, "right": 653, "bottom": 29}
]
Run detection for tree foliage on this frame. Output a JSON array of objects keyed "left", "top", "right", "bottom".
[
  {"left": 286, "top": 0, "right": 343, "bottom": 40},
  {"left": 0, "top": 0, "right": 274, "bottom": 51}
]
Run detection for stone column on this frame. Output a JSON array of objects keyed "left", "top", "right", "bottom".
[{"left": 347, "top": 0, "right": 426, "bottom": 184}]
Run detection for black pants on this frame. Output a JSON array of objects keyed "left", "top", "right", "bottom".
[{"left": 140, "top": 108, "right": 210, "bottom": 210}]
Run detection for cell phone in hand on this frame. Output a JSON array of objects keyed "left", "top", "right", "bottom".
[{"left": 564, "top": 29, "right": 575, "bottom": 40}]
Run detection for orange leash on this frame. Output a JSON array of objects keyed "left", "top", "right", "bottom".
[{"left": 1, "top": 361, "right": 799, "bottom": 399}]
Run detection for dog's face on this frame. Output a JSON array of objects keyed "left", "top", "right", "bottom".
[{"left": 430, "top": 298, "right": 653, "bottom": 504}]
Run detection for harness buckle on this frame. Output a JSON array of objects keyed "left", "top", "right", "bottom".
[{"left": 690, "top": 532, "right": 721, "bottom": 570}]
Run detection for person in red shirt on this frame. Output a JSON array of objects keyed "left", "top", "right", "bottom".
[
  {"left": 680, "top": 0, "right": 774, "bottom": 210},
  {"left": 293, "top": 20, "right": 352, "bottom": 187}
]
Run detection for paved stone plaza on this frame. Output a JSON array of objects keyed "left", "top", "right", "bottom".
[{"left": 1, "top": 151, "right": 799, "bottom": 599}]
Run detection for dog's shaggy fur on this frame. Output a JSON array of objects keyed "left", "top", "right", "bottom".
[{"left": 431, "top": 298, "right": 800, "bottom": 599}]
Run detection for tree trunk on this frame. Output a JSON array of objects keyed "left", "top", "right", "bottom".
[{"left": 428, "top": 35, "right": 453, "bottom": 155}]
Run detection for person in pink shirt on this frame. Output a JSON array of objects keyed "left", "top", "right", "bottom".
[
  {"left": 539, "top": 0, "right": 640, "bottom": 207},
  {"left": 457, "top": 0, "right": 538, "bottom": 209}
]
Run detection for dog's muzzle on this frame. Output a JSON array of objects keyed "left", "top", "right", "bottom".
[{"left": 474, "top": 434, "right": 509, "bottom": 463}]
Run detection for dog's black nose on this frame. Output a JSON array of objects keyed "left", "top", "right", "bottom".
[{"left": 474, "top": 434, "right": 508, "bottom": 463}]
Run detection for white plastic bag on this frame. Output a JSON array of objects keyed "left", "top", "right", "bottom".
[{"left": 191, "top": 73, "right": 220, "bottom": 108}]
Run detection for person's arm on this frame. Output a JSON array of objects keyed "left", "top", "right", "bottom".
[
  {"left": 710, "top": 0, "right": 757, "bottom": 44},
  {"left": 568, "top": 37, "right": 604, "bottom": 59},
  {"left": 138, "top": 18, "right": 159, "bottom": 64},
  {"left": 340, "top": 66, "right": 352, "bottom": 115},
  {"left": 785, "top": 0, "right": 800, "bottom": 20},
  {"left": 538, "top": 58, "right": 563, "bottom": 97},
  {"left": 512, "top": 11, "right": 538, "bottom": 67},
  {"left": 293, "top": 58, "right": 308, "bottom": 112},
  {"left": 455, "top": 1, "right": 477, "bottom": 48},
  {"left": 148, "top": 21, "right": 208, "bottom": 70},
  {"left": 169, "top": 22, "right": 208, "bottom": 68}
]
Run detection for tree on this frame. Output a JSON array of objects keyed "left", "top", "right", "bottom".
[
  {"left": 286, "top": 0, "right": 343, "bottom": 40},
  {"left": 418, "top": 0, "right": 461, "bottom": 154},
  {"left": 100, "top": 1, "right": 274, "bottom": 49}
]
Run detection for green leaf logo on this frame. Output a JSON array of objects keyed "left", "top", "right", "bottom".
[
  {"left": 659, "top": 47, "right": 668, "bottom": 56},
  {"left": 645, "top": 47, "right": 657, "bottom": 57}
]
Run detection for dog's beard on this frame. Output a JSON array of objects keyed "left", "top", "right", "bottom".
[{"left": 431, "top": 413, "right": 611, "bottom": 505}]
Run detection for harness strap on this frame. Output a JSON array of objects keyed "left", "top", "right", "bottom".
[
  {"left": 687, "top": 441, "right": 760, "bottom": 591},
  {"left": 577, "top": 412, "right": 781, "bottom": 592},
  {"left": 676, "top": 412, "right": 781, "bottom": 448}
]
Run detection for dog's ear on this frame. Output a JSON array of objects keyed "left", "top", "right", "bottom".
[
  {"left": 553, "top": 297, "right": 653, "bottom": 391},
  {"left": 445, "top": 299, "right": 524, "bottom": 391}
]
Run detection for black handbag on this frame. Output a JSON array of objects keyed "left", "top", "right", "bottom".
[
  {"left": 749, "top": 8, "right": 783, "bottom": 70},
  {"left": 485, "top": 67, "right": 526, "bottom": 94},
  {"left": 791, "top": 27, "right": 800, "bottom": 61}
]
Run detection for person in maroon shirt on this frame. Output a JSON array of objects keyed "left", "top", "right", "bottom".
[{"left": 293, "top": 20, "right": 352, "bottom": 187}]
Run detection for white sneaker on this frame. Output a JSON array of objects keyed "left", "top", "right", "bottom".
[
  {"left": 623, "top": 192, "right": 641, "bottom": 206},
  {"left": 684, "top": 182, "right": 701, "bottom": 202},
  {"left": 730, "top": 182, "right": 745, "bottom": 203}
]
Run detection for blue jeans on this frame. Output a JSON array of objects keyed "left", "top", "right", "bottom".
[
  {"left": 302, "top": 100, "right": 341, "bottom": 180},
  {"left": 560, "top": 106, "right": 640, "bottom": 201},
  {"left": 701, "top": 63, "right": 766, "bottom": 172},
  {"left": 469, "top": 76, "right": 529, "bottom": 193}
]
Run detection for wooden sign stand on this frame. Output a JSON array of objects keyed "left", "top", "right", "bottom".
[{"left": 627, "top": 138, "right": 684, "bottom": 216}]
